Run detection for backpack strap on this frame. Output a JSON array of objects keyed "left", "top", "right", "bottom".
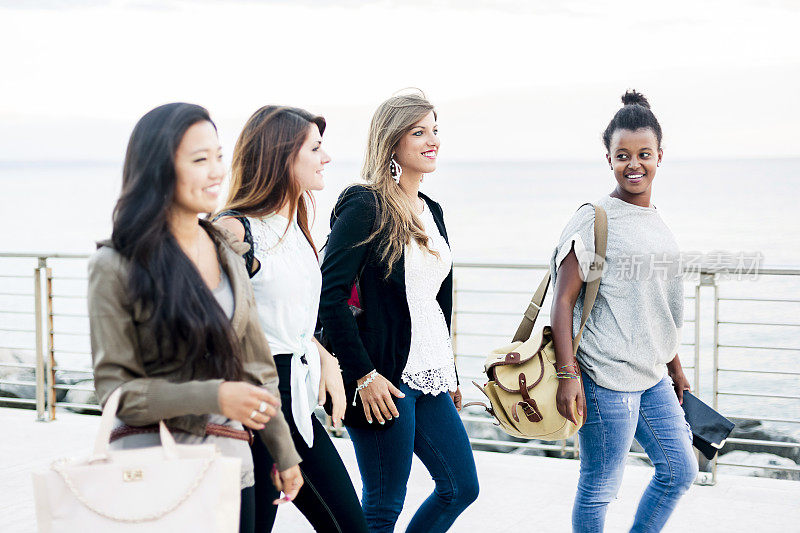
[
  {"left": 212, "top": 210, "right": 259, "bottom": 278},
  {"left": 573, "top": 203, "right": 607, "bottom": 354},
  {"left": 511, "top": 272, "right": 550, "bottom": 343},
  {"left": 511, "top": 203, "right": 608, "bottom": 353}
]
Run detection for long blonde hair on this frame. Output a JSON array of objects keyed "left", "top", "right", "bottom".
[
  {"left": 361, "top": 93, "right": 439, "bottom": 276},
  {"left": 220, "top": 106, "right": 325, "bottom": 257}
]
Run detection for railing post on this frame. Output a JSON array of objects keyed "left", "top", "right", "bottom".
[
  {"left": 694, "top": 281, "right": 701, "bottom": 396},
  {"left": 33, "top": 258, "right": 49, "bottom": 421},
  {"left": 694, "top": 271, "right": 718, "bottom": 486},
  {"left": 711, "top": 273, "right": 720, "bottom": 484},
  {"left": 692, "top": 279, "right": 704, "bottom": 480},
  {"left": 45, "top": 264, "right": 56, "bottom": 420}
]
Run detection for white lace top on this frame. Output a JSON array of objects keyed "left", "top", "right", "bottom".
[
  {"left": 248, "top": 213, "right": 322, "bottom": 448},
  {"left": 401, "top": 203, "right": 457, "bottom": 395}
]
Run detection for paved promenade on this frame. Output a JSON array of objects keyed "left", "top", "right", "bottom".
[{"left": 4, "top": 407, "right": 799, "bottom": 532}]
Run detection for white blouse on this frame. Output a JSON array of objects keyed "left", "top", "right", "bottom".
[
  {"left": 402, "top": 204, "right": 457, "bottom": 395},
  {"left": 249, "top": 213, "right": 322, "bottom": 447}
]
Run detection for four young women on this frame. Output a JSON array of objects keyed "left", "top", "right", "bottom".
[{"left": 90, "top": 90, "right": 696, "bottom": 532}]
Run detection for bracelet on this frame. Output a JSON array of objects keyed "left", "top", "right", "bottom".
[
  {"left": 558, "top": 363, "right": 580, "bottom": 374},
  {"left": 556, "top": 372, "right": 580, "bottom": 380},
  {"left": 352, "top": 370, "right": 378, "bottom": 406}
]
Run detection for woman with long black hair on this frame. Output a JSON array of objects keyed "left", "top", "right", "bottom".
[
  {"left": 318, "top": 92, "right": 479, "bottom": 532},
  {"left": 215, "top": 105, "right": 368, "bottom": 532},
  {"left": 88, "top": 102, "right": 303, "bottom": 533}
]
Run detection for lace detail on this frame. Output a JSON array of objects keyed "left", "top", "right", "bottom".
[
  {"left": 402, "top": 204, "right": 457, "bottom": 395},
  {"left": 402, "top": 364, "right": 457, "bottom": 395},
  {"left": 248, "top": 214, "right": 307, "bottom": 261},
  {"left": 241, "top": 469, "right": 255, "bottom": 489}
]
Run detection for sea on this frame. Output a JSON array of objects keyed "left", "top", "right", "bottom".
[{"left": 1, "top": 158, "right": 799, "bottom": 441}]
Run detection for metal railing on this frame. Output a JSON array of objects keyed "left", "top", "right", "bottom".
[
  {"left": 0, "top": 252, "right": 97, "bottom": 419},
  {"left": 1, "top": 253, "right": 798, "bottom": 483},
  {"left": 451, "top": 262, "right": 800, "bottom": 483}
]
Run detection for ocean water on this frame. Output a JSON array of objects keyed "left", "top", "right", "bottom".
[
  {"left": 2, "top": 158, "right": 799, "bottom": 265},
  {"left": 1, "top": 158, "right": 799, "bottom": 438}
]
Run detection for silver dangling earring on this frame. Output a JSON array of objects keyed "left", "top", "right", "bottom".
[{"left": 390, "top": 155, "right": 402, "bottom": 179}]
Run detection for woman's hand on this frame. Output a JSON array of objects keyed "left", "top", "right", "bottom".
[
  {"left": 449, "top": 387, "right": 463, "bottom": 411},
  {"left": 218, "top": 381, "right": 279, "bottom": 430},
  {"left": 270, "top": 464, "right": 303, "bottom": 505},
  {"left": 556, "top": 378, "right": 585, "bottom": 425},
  {"left": 358, "top": 371, "right": 405, "bottom": 425},
  {"left": 667, "top": 354, "right": 691, "bottom": 405},
  {"left": 317, "top": 348, "right": 346, "bottom": 428}
]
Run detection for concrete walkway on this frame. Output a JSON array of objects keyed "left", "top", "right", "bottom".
[{"left": 4, "top": 407, "right": 799, "bottom": 532}]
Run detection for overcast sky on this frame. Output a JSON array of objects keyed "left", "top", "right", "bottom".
[{"left": 1, "top": 0, "right": 799, "bottom": 162}]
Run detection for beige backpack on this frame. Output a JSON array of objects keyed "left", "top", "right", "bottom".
[{"left": 465, "top": 204, "right": 607, "bottom": 441}]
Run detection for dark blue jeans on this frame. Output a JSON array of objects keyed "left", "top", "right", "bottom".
[
  {"left": 347, "top": 382, "right": 479, "bottom": 532},
  {"left": 573, "top": 373, "right": 698, "bottom": 533}
]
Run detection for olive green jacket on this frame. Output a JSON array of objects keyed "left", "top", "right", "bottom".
[{"left": 88, "top": 228, "right": 301, "bottom": 470}]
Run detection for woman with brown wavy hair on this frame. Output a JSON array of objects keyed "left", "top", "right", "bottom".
[
  {"left": 215, "top": 106, "right": 367, "bottom": 532},
  {"left": 318, "top": 92, "right": 479, "bottom": 532}
]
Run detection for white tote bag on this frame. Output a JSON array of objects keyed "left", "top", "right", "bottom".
[{"left": 32, "top": 388, "right": 242, "bottom": 532}]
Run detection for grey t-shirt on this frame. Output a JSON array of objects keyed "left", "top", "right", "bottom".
[{"left": 549, "top": 195, "right": 683, "bottom": 392}]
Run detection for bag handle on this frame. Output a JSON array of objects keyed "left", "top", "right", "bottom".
[
  {"left": 91, "top": 388, "right": 178, "bottom": 463},
  {"left": 55, "top": 387, "right": 217, "bottom": 523},
  {"left": 511, "top": 203, "right": 608, "bottom": 355}
]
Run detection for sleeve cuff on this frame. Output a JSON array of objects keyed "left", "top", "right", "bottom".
[
  {"left": 147, "top": 378, "right": 223, "bottom": 417},
  {"left": 258, "top": 416, "right": 302, "bottom": 471},
  {"left": 555, "top": 233, "right": 593, "bottom": 281}
]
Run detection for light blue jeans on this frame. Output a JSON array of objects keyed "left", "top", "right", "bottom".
[{"left": 573, "top": 373, "right": 698, "bottom": 533}]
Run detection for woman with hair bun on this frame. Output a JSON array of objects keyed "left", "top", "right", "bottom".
[
  {"left": 550, "top": 90, "right": 697, "bottom": 532},
  {"left": 318, "top": 92, "right": 479, "bottom": 532}
]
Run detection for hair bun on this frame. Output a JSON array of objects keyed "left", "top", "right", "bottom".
[{"left": 621, "top": 90, "right": 650, "bottom": 108}]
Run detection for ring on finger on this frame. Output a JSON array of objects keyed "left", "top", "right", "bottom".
[
  {"left": 249, "top": 409, "right": 259, "bottom": 420},
  {"left": 258, "top": 401, "right": 268, "bottom": 413}
]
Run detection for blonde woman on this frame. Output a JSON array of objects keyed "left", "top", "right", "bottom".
[
  {"left": 318, "top": 93, "right": 479, "bottom": 532},
  {"left": 215, "top": 106, "right": 367, "bottom": 532}
]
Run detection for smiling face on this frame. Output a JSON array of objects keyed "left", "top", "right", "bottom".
[
  {"left": 172, "top": 120, "right": 225, "bottom": 216},
  {"left": 606, "top": 127, "right": 662, "bottom": 201},
  {"left": 292, "top": 122, "right": 330, "bottom": 193},
  {"left": 393, "top": 111, "right": 439, "bottom": 176}
]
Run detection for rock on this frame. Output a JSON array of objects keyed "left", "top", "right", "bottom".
[
  {"left": 717, "top": 451, "right": 800, "bottom": 481},
  {"left": 724, "top": 418, "right": 800, "bottom": 464},
  {"left": 63, "top": 379, "right": 98, "bottom": 413},
  {"left": 509, "top": 446, "right": 548, "bottom": 457},
  {"left": 626, "top": 456, "right": 653, "bottom": 468},
  {"left": 0, "top": 349, "right": 36, "bottom": 404},
  {"left": 462, "top": 409, "right": 574, "bottom": 456},
  {"left": 1, "top": 348, "right": 99, "bottom": 409},
  {"left": 463, "top": 419, "right": 522, "bottom": 452}
]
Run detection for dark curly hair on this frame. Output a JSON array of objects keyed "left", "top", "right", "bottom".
[{"left": 602, "top": 90, "right": 663, "bottom": 151}]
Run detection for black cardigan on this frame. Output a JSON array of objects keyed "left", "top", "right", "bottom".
[{"left": 319, "top": 185, "right": 454, "bottom": 389}]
